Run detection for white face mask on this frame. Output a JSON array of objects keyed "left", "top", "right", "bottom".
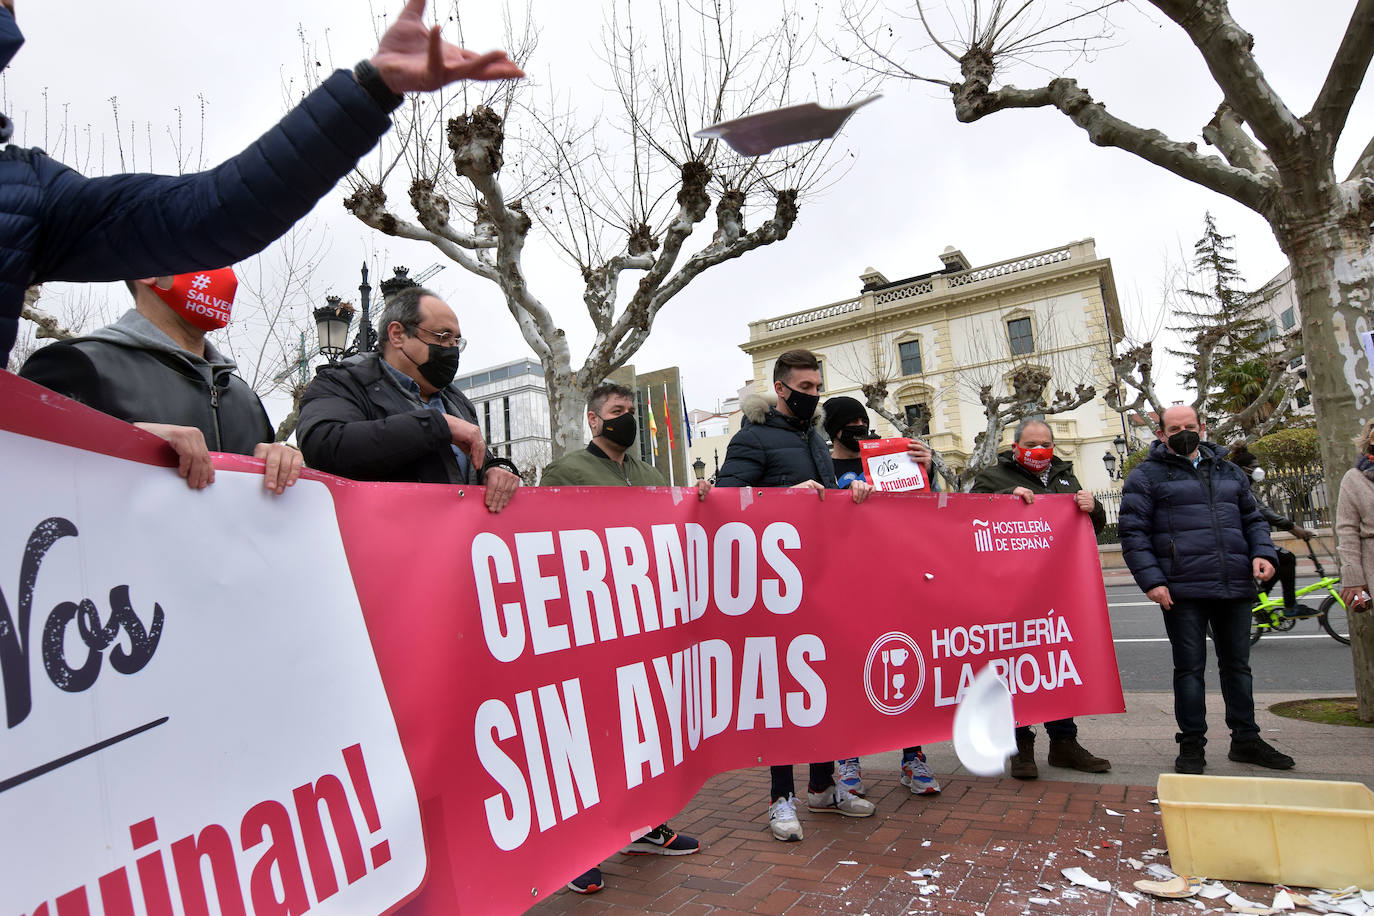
[{"left": 1250, "top": 467, "right": 1266, "bottom": 483}]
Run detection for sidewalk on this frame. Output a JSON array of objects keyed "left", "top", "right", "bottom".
[{"left": 528, "top": 691, "right": 1374, "bottom": 914}]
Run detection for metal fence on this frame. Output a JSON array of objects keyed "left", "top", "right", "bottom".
[{"left": 1091, "top": 464, "right": 1330, "bottom": 545}]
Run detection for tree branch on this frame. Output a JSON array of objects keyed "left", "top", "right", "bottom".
[
  {"left": 1203, "top": 103, "right": 1277, "bottom": 179},
  {"left": 952, "top": 72, "right": 1273, "bottom": 213},
  {"left": 343, "top": 184, "right": 498, "bottom": 282},
  {"left": 1147, "top": 0, "right": 1305, "bottom": 155},
  {"left": 22, "top": 301, "right": 78, "bottom": 341},
  {"left": 1306, "top": 0, "right": 1374, "bottom": 159}
]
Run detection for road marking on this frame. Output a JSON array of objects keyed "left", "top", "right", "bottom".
[
  {"left": 1113, "top": 634, "right": 1338, "bottom": 643},
  {"left": 1109, "top": 601, "right": 1159, "bottom": 608}
]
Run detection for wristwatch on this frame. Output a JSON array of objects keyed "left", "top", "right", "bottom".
[
  {"left": 479, "top": 456, "right": 522, "bottom": 482},
  {"left": 354, "top": 60, "right": 404, "bottom": 113}
]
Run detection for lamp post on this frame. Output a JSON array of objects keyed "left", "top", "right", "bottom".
[
  {"left": 713, "top": 448, "right": 719, "bottom": 475},
  {"left": 692, "top": 457, "right": 706, "bottom": 481},
  {"left": 312, "top": 296, "right": 356, "bottom": 362},
  {"left": 354, "top": 262, "right": 376, "bottom": 354}
]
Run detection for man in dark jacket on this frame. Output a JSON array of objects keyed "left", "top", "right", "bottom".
[
  {"left": 20, "top": 269, "right": 301, "bottom": 493},
  {"left": 971, "top": 418, "right": 1110, "bottom": 779},
  {"left": 0, "top": 0, "right": 522, "bottom": 366},
  {"left": 296, "top": 286, "right": 520, "bottom": 513},
  {"left": 1228, "top": 444, "right": 1316, "bottom": 613},
  {"left": 715, "top": 350, "right": 875, "bottom": 839},
  {"left": 1119, "top": 405, "right": 1291, "bottom": 774}
]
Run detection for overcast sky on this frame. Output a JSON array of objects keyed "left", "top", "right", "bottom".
[{"left": 8, "top": 1, "right": 1371, "bottom": 421}]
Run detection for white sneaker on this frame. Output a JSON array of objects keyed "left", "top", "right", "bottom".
[
  {"left": 836, "top": 757, "right": 865, "bottom": 796},
  {"left": 901, "top": 749, "right": 942, "bottom": 796},
  {"left": 807, "top": 782, "right": 876, "bottom": 817},
  {"left": 769, "top": 794, "right": 803, "bottom": 841}
]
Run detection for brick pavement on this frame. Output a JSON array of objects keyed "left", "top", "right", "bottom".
[{"left": 526, "top": 764, "right": 1290, "bottom": 916}]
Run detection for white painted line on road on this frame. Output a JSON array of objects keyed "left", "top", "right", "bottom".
[
  {"left": 1114, "top": 634, "right": 1337, "bottom": 643},
  {"left": 1109, "top": 602, "right": 1159, "bottom": 608}
]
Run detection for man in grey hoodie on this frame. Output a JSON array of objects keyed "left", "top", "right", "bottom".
[{"left": 18, "top": 269, "right": 301, "bottom": 493}]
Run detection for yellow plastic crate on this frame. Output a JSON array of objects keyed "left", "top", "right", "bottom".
[{"left": 1158, "top": 773, "right": 1374, "bottom": 888}]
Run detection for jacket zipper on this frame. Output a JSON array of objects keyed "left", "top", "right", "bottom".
[{"left": 209, "top": 384, "right": 223, "bottom": 451}]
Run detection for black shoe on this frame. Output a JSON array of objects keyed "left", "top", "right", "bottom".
[
  {"left": 1175, "top": 739, "right": 1206, "bottom": 774},
  {"left": 567, "top": 867, "right": 603, "bottom": 894},
  {"left": 1229, "top": 737, "right": 1295, "bottom": 769},
  {"left": 1283, "top": 603, "right": 1318, "bottom": 618}
]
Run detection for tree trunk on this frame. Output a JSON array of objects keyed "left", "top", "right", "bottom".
[
  {"left": 547, "top": 373, "right": 589, "bottom": 460},
  {"left": 1275, "top": 212, "right": 1374, "bottom": 719}
]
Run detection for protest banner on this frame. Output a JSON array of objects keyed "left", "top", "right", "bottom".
[{"left": 1, "top": 373, "right": 1124, "bottom": 914}]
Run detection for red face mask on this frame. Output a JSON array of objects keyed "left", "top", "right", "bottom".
[
  {"left": 148, "top": 268, "right": 237, "bottom": 331},
  {"left": 1014, "top": 443, "right": 1053, "bottom": 472}
]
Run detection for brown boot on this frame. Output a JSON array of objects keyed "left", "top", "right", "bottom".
[
  {"left": 1048, "top": 737, "right": 1111, "bottom": 773},
  {"left": 1009, "top": 732, "right": 1038, "bottom": 780}
]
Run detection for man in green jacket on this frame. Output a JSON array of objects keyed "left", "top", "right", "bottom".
[
  {"left": 538, "top": 381, "right": 706, "bottom": 894},
  {"left": 971, "top": 417, "right": 1110, "bottom": 779}
]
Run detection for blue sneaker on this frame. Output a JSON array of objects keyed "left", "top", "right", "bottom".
[
  {"left": 836, "top": 757, "right": 865, "bottom": 796},
  {"left": 901, "top": 748, "right": 941, "bottom": 795}
]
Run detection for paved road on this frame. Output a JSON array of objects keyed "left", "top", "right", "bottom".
[{"left": 1105, "top": 577, "right": 1355, "bottom": 693}]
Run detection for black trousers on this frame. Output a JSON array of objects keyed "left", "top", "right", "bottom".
[{"left": 1259, "top": 546, "right": 1298, "bottom": 608}]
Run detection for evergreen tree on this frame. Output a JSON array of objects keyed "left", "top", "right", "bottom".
[{"left": 1167, "top": 212, "right": 1284, "bottom": 432}]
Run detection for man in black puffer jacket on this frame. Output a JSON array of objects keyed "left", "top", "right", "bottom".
[
  {"left": 1119, "top": 405, "right": 1291, "bottom": 775},
  {"left": 0, "top": 0, "right": 522, "bottom": 367}
]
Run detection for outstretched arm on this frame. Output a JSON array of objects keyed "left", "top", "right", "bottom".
[{"left": 372, "top": 0, "right": 524, "bottom": 92}]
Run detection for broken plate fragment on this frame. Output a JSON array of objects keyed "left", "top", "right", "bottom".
[
  {"left": 1133, "top": 875, "right": 1203, "bottom": 898},
  {"left": 1061, "top": 867, "right": 1111, "bottom": 892}
]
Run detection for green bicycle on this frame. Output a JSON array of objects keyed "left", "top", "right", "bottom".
[{"left": 1250, "top": 542, "right": 1350, "bottom": 646}]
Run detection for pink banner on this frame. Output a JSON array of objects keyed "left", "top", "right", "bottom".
[{"left": 0, "top": 373, "right": 1123, "bottom": 914}]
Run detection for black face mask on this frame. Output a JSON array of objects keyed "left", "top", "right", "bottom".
[
  {"left": 407, "top": 341, "right": 461, "bottom": 389},
  {"left": 1167, "top": 430, "right": 1201, "bottom": 456},
  {"left": 780, "top": 383, "right": 820, "bottom": 425},
  {"left": 598, "top": 412, "right": 638, "bottom": 448},
  {"left": 837, "top": 426, "right": 874, "bottom": 452}
]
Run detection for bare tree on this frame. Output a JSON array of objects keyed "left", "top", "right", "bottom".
[
  {"left": 334, "top": 0, "right": 852, "bottom": 456},
  {"left": 838, "top": 0, "right": 1373, "bottom": 495}
]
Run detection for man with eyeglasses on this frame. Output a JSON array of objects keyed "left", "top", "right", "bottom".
[{"left": 297, "top": 285, "right": 520, "bottom": 512}]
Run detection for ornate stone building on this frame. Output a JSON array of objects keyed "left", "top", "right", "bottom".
[{"left": 740, "top": 239, "right": 1128, "bottom": 490}]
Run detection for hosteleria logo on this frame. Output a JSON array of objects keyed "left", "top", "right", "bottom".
[
  {"left": 972, "top": 517, "right": 1054, "bottom": 553},
  {"left": 863, "top": 631, "right": 925, "bottom": 715},
  {"left": 972, "top": 519, "right": 993, "bottom": 553}
]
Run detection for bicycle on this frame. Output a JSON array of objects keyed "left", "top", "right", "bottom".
[{"left": 1250, "top": 541, "right": 1350, "bottom": 646}]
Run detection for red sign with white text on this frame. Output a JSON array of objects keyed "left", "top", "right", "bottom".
[{"left": 0, "top": 373, "right": 1123, "bottom": 914}]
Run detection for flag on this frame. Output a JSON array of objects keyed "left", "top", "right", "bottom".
[
  {"left": 683, "top": 393, "right": 693, "bottom": 446},
  {"left": 665, "top": 383, "right": 675, "bottom": 453},
  {"left": 647, "top": 387, "right": 659, "bottom": 457}
]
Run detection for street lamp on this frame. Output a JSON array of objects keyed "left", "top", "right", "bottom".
[
  {"left": 313, "top": 296, "right": 355, "bottom": 361},
  {"left": 1113, "top": 434, "right": 1127, "bottom": 457},
  {"left": 692, "top": 457, "right": 706, "bottom": 481},
  {"left": 1103, "top": 450, "right": 1120, "bottom": 480}
]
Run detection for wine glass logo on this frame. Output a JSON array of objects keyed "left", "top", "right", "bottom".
[{"left": 864, "top": 633, "right": 925, "bottom": 715}]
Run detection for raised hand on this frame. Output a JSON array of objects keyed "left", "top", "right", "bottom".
[{"left": 372, "top": 0, "right": 525, "bottom": 93}]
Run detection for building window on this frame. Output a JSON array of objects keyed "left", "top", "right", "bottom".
[
  {"left": 1008, "top": 317, "right": 1034, "bottom": 356},
  {"left": 898, "top": 339, "right": 923, "bottom": 376},
  {"left": 1281, "top": 307, "right": 1296, "bottom": 331},
  {"left": 502, "top": 396, "right": 512, "bottom": 443},
  {"left": 482, "top": 401, "right": 491, "bottom": 441},
  {"left": 1290, "top": 354, "right": 1304, "bottom": 369},
  {"left": 903, "top": 403, "right": 931, "bottom": 437}
]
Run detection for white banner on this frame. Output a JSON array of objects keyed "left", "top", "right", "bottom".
[{"left": 0, "top": 431, "right": 425, "bottom": 916}]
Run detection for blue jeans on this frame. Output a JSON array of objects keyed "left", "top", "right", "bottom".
[{"left": 1161, "top": 597, "right": 1259, "bottom": 745}]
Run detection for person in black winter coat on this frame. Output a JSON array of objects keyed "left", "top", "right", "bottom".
[
  {"left": 296, "top": 286, "right": 520, "bottom": 513},
  {"left": 20, "top": 270, "right": 301, "bottom": 492},
  {"left": 1227, "top": 444, "right": 1316, "bottom": 613},
  {"left": 0, "top": 0, "right": 523, "bottom": 367},
  {"left": 715, "top": 350, "right": 876, "bottom": 841},
  {"left": 1119, "top": 405, "right": 1292, "bottom": 775},
  {"left": 971, "top": 418, "right": 1110, "bottom": 779}
]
